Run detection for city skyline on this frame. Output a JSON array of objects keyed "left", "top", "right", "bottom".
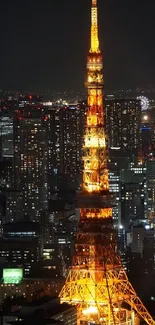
[
  {"left": 0, "top": 0, "right": 155, "bottom": 92},
  {"left": 1, "top": 0, "right": 155, "bottom": 319}
]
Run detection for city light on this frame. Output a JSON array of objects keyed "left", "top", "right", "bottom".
[
  {"left": 143, "top": 115, "right": 148, "bottom": 121},
  {"left": 82, "top": 306, "right": 98, "bottom": 315},
  {"left": 3, "top": 268, "right": 23, "bottom": 284},
  {"left": 137, "top": 96, "right": 149, "bottom": 111}
]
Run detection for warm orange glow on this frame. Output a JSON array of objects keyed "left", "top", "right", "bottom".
[
  {"left": 80, "top": 208, "right": 112, "bottom": 219},
  {"left": 90, "top": 0, "right": 100, "bottom": 53},
  {"left": 87, "top": 88, "right": 103, "bottom": 108},
  {"left": 82, "top": 1, "right": 107, "bottom": 198},
  {"left": 82, "top": 306, "right": 98, "bottom": 315},
  {"left": 87, "top": 114, "right": 98, "bottom": 126},
  {"left": 59, "top": 1, "right": 155, "bottom": 325},
  {"left": 83, "top": 49, "right": 108, "bottom": 194},
  {"left": 84, "top": 134, "right": 105, "bottom": 148}
]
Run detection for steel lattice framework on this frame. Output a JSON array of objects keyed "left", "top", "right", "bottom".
[{"left": 59, "top": 1, "right": 155, "bottom": 325}]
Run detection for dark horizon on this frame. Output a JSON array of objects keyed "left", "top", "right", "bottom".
[{"left": 0, "top": 0, "right": 155, "bottom": 92}]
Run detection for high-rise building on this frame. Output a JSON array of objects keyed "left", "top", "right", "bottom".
[
  {"left": 140, "top": 101, "right": 155, "bottom": 159},
  {"left": 0, "top": 117, "right": 13, "bottom": 158},
  {"left": 47, "top": 102, "right": 86, "bottom": 191},
  {"left": 108, "top": 160, "right": 121, "bottom": 225},
  {"left": 120, "top": 169, "right": 146, "bottom": 228},
  {"left": 0, "top": 157, "right": 13, "bottom": 188},
  {"left": 8, "top": 97, "right": 49, "bottom": 223},
  {"left": 143, "top": 228, "right": 155, "bottom": 275},
  {"left": 0, "top": 221, "right": 41, "bottom": 276},
  {"left": 131, "top": 226, "right": 145, "bottom": 255},
  {"left": 146, "top": 159, "right": 155, "bottom": 220},
  {"left": 105, "top": 98, "right": 141, "bottom": 156},
  {"left": 0, "top": 98, "right": 16, "bottom": 159}
]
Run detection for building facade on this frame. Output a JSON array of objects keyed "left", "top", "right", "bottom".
[
  {"left": 105, "top": 98, "right": 141, "bottom": 155},
  {"left": 9, "top": 99, "right": 49, "bottom": 222},
  {"left": 47, "top": 102, "right": 86, "bottom": 191}
]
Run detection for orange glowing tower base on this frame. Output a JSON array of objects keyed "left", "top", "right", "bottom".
[{"left": 59, "top": 1, "right": 155, "bottom": 325}]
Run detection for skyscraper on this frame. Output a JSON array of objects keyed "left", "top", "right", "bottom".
[
  {"left": 9, "top": 97, "right": 49, "bottom": 222},
  {"left": 108, "top": 159, "right": 121, "bottom": 225},
  {"left": 120, "top": 164, "right": 147, "bottom": 228},
  {"left": 47, "top": 102, "right": 85, "bottom": 191},
  {"left": 146, "top": 159, "right": 155, "bottom": 220},
  {"left": 0, "top": 99, "right": 15, "bottom": 159},
  {"left": 105, "top": 98, "right": 141, "bottom": 155}
]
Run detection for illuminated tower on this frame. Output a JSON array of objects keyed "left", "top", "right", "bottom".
[{"left": 59, "top": 1, "right": 155, "bottom": 325}]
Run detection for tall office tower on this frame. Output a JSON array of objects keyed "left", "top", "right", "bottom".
[
  {"left": 130, "top": 226, "right": 155, "bottom": 297},
  {"left": 108, "top": 160, "right": 121, "bottom": 226},
  {"left": 143, "top": 228, "right": 155, "bottom": 279},
  {"left": 120, "top": 169, "right": 146, "bottom": 229},
  {"left": 59, "top": 1, "right": 154, "bottom": 325},
  {"left": 0, "top": 157, "right": 13, "bottom": 188},
  {"left": 47, "top": 102, "right": 86, "bottom": 191},
  {"left": 0, "top": 157, "right": 14, "bottom": 227},
  {"left": 9, "top": 98, "right": 49, "bottom": 223},
  {"left": 105, "top": 98, "right": 141, "bottom": 156},
  {"left": 0, "top": 99, "right": 15, "bottom": 159},
  {"left": 0, "top": 221, "right": 41, "bottom": 275},
  {"left": 141, "top": 109, "right": 155, "bottom": 159},
  {"left": 0, "top": 100, "right": 15, "bottom": 225},
  {"left": 146, "top": 159, "right": 155, "bottom": 220},
  {"left": 141, "top": 121, "right": 153, "bottom": 159},
  {"left": 131, "top": 225, "right": 145, "bottom": 255}
]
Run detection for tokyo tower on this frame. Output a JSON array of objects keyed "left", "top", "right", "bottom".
[{"left": 59, "top": 1, "right": 155, "bottom": 325}]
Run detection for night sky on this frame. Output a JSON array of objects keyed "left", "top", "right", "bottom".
[{"left": 0, "top": 0, "right": 155, "bottom": 92}]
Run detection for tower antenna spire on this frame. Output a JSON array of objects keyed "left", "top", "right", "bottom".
[
  {"left": 90, "top": 0, "right": 100, "bottom": 53},
  {"left": 59, "top": 2, "right": 155, "bottom": 325}
]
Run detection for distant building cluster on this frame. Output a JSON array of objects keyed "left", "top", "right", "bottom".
[
  {"left": 0, "top": 93, "right": 155, "bottom": 302},
  {"left": 0, "top": 95, "right": 83, "bottom": 303}
]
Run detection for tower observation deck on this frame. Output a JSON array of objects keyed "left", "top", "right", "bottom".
[{"left": 59, "top": 1, "right": 155, "bottom": 325}]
